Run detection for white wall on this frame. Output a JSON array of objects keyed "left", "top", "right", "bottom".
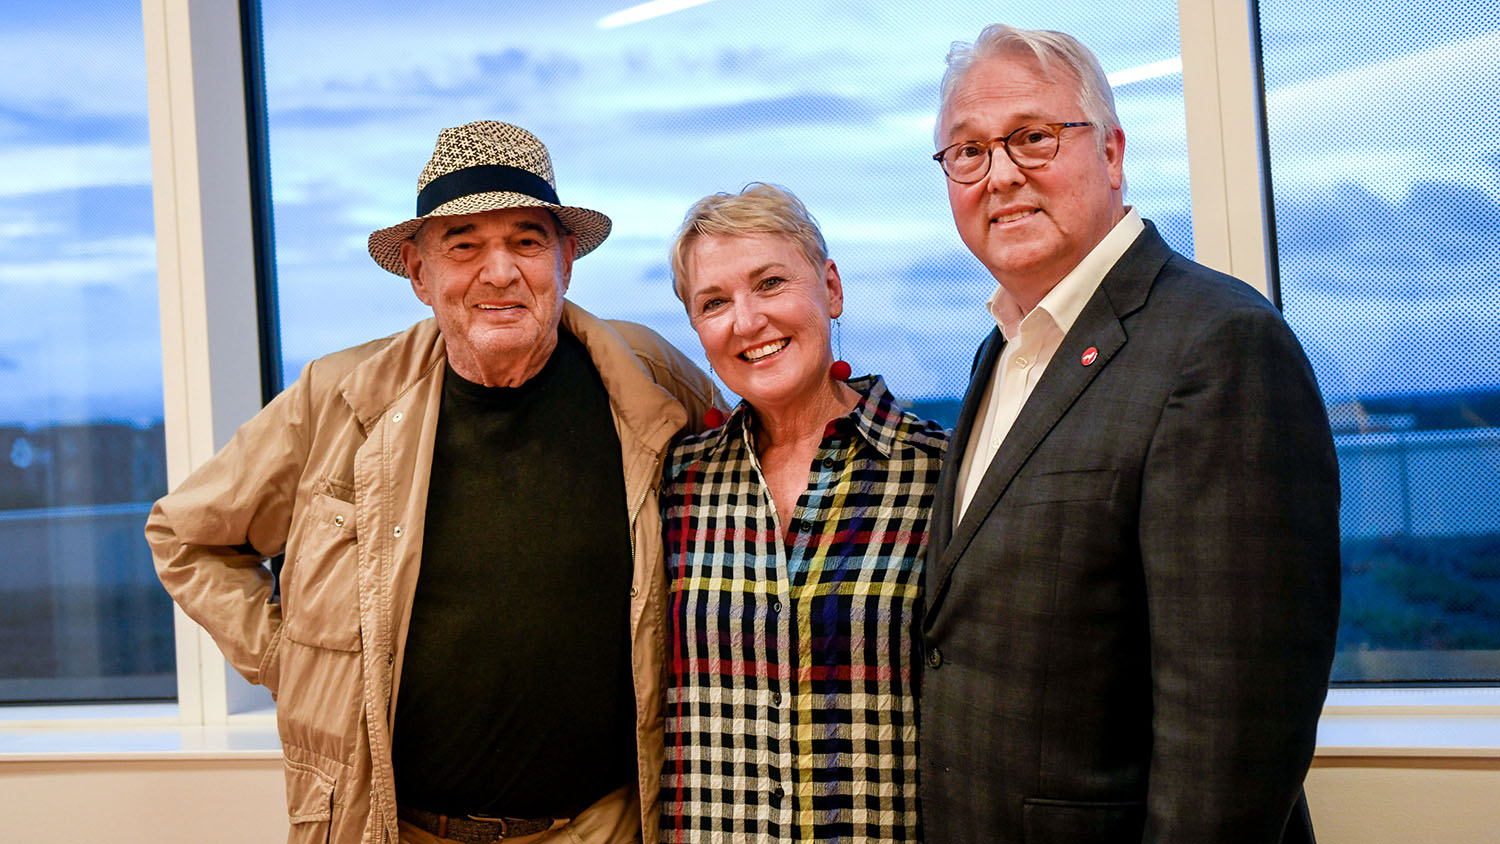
[
  {"left": 1307, "top": 758, "right": 1500, "bottom": 844},
  {"left": 0, "top": 758, "right": 286, "bottom": 843}
]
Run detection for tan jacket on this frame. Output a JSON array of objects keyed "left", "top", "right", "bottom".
[{"left": 147, "top": 302, "right": 718, "bottom": 844}]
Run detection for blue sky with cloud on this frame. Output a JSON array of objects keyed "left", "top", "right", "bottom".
[
  {"left": 1, "top": 1, "right": 1497, "bottom": 425},
  {"left": 0, "top": 2, "right": 160, "bottom": 426},
  {"left": 257, "top": 0, "right": 1196, "bottom": 402}
]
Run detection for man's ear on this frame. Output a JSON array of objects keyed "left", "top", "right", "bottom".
[
  {"left": 558, "top": 233, "right": 578, "bottom": 295},
  {"left": 401, "top": 239, "right": 433, "bottom": 305},
  {"left": 1104, "top": 126, "right": 1126, "bottom": 192}
]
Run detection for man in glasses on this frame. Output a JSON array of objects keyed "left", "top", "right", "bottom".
[{"left": 919, "top": 24, "right": 1340, "bottom": 844}]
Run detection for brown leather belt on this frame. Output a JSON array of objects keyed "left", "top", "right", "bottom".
[{"left": 397, "top": 804, "right": 565, "bottom": 842}]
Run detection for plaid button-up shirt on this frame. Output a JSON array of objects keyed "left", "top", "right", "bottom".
[{"left": 660, "top": 376, "right": 948, "bottom": 844}]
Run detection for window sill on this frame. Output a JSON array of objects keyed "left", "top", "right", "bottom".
[
  {"left": 1315, "top": 687, "right": 1500, "bottom": 758},
  {"left": 0, "top": 702, "right": 280, "bottom": 762},
  {"left": 5, "top": 689, "right": 1500, "bottom": 763}
]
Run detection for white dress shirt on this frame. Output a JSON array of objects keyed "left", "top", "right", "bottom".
[{"left": 954, "top": 208, "right": 1144, "bottom": 528}]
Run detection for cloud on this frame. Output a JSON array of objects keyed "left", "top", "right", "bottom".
[
  {"left": 2, "top": 184, "right": 156, "bottom": 239},
  {"left": 0, "top": 144, "right": 151, "bottom": 197},
  {"left": 1265, "top": 28, "right": 1500, "bottom": 200},
  {"left": 629, "top": 92, "right": 877, "bottom": 135},
  {"left": 0, "top": 218, "right": 63, "bottom": 241},
  {"left": 0, "top": 104, "right": 147, "bottom": 146},
  {"left": 0, "top": 248, "right": 157, "bottom": 286},
  {"left": 893, "top": 251, "right": 992, "bottom": 305},
  {"left": 0, "top": 185, "right": 158, "bottom": 292},
  {"left": 269, "top": 103, "right": 425, "bottom": 130}
]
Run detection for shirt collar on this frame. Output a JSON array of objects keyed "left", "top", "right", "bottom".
[
  {"left": 985, "top": 207, "right": 1143, "bottom": 340},
  {"left": 703, "top": 374, "right": 908, "bottom": 461},
  {"left": 839, "top": 374, "right": 909, "bottom": 460}
]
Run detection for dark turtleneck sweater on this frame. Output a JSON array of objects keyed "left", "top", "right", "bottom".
[{"left": 392, "top": 328, "right": 635, "bottom": 819}]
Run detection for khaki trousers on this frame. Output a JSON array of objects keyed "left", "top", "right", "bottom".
[{"left": 397, "top": 786, "right": 639, "bottom": 844}]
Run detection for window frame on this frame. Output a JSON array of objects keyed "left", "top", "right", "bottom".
[
  {"left": 1, "top": 0, "right": 1494, "bottom": 760},
  {"left": 142, "top": 0, "right": 273, "bottom": 726}
]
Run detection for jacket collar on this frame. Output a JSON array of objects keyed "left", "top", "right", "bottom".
[
  {"left": 339, "top": 319, "right": 446, "bottom": 429},
  {"left": 932, "top": 221, "right": 1172, "bottom": 592},
  {"left": 335, "top": 301, "right": 690, "bottom": 449},
  {"left": 691, "top": 374, "right": 910, "bottom": 464},
  {"left": 560, "top": 300, "right": 687, "bottom": 452}
]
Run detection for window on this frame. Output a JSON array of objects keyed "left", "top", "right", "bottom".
[
  {"left": 1260, "top": 0, "right": 1500, "bottom": 681},
  {"left": 259, "top": 0, "right": 1191, "bottom": 423},
  {"left": 0, "top": 2, "right": 173, "bottom": 703}
]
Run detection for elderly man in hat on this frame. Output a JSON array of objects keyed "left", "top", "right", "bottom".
[{"left": 147, "top": 121, "right": 720, "bottom": 844}]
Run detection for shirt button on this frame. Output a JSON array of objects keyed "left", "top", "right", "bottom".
[
  {"left": 771, "top": 786, "right": 784, "bottom": 806},
  {"left": 772, "top": 691, "right": 783, "bottom": 706},
  {"left": 821, "top": 457, "right": 835, "bottom": 469},
  {"left": 771, "top": 600, "right": 783, "bottom": 615},
  {"left": 927, "top": 647, "right": 943, "bottom": 669},
  {"left": 1015, "top": 356, "right": 1029, "bottom": 368}
]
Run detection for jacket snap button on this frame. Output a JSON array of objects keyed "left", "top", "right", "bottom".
[
  {"left": 393, "top": 525, "right": 403, "bottom": 537},
  {"left": 927, "top": 648, "right": 943, "bottom": 669},
  {"left": 392, "top": 411, "right": 403, "bottom": 423},
  {"left": 333, "top": 514, "right": 345, "bottom": 527},
  {"left": 630, "top": 585, "right": 638, "bottom": 598}
]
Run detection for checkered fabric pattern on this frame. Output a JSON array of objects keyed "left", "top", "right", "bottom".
[{"left": 660, "top": 376, "right": 948, "bottom": 844}]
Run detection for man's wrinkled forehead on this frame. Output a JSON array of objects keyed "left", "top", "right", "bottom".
[
  {"left": 943, "top": 51, "right": 1081, "bottom": 128},
  {"left": 411, "top": 207, "right": 567, "bottom": 245}
]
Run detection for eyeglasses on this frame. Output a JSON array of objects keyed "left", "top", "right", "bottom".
[{"left": 933, "top": 122, "right": 1093, "bottom": 184}]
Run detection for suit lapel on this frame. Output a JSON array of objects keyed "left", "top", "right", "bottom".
[
  {"left": 931, "top": 327, "right": 1004, "bottom": 555},
  {"left": 927, "top": 223, "right": 1172, "bottom": 607}
]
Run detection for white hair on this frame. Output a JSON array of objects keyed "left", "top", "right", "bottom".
[{"left": 937, "top": 23, "right": 1121, "bottom": 156}]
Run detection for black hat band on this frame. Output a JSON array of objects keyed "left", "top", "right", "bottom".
[{"left": 416, "top": 164, "right": 560, "bottom": 217}]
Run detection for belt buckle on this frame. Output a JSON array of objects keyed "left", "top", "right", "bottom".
[{"left": 466, "top": 813, "right": 510, "bottom": 842}]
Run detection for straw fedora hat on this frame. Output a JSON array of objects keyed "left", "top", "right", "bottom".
[{"left": 367, "top": 121, "right": 612, "bottom": 276}]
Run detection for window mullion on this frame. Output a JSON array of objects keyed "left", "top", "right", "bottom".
[
  {"left": 142, "top": 0, "right": 267, "bottom": 725},
  {"left": 1179, "top": 0, "right": 1274, "bottom": 298}
]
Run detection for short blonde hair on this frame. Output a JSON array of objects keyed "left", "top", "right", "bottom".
[{"left": 669, "top": 182, "right": 828, "bottom": 304}]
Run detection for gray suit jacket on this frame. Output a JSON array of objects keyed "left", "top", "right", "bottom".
[{"left": 919, "top": 223, "right": 1340, "bottom": 843}]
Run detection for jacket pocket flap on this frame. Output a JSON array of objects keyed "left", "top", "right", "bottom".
[
  {"left": 284, "top": 758, "right": 335, "bottom": 824},
  {"left": 1008, "top": 468, "right": 1119, "bottom": 505},
  {"left": 1022, "top": 797, "right": 1144, "bottom": 840},
  {"left": 282, "top": 492, "right": 361, "bottom": 651}
]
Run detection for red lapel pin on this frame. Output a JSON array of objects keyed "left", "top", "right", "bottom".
[{"left": 1081, "top": 347, "right": 1099, "bottom": 366}]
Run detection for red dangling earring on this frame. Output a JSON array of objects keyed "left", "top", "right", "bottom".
[
  {"left": 829, "top": 316, "right": 851, "bottom": 381},
  {"left": 703, "top": 360, "right": 726, "bottom": 427}
]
